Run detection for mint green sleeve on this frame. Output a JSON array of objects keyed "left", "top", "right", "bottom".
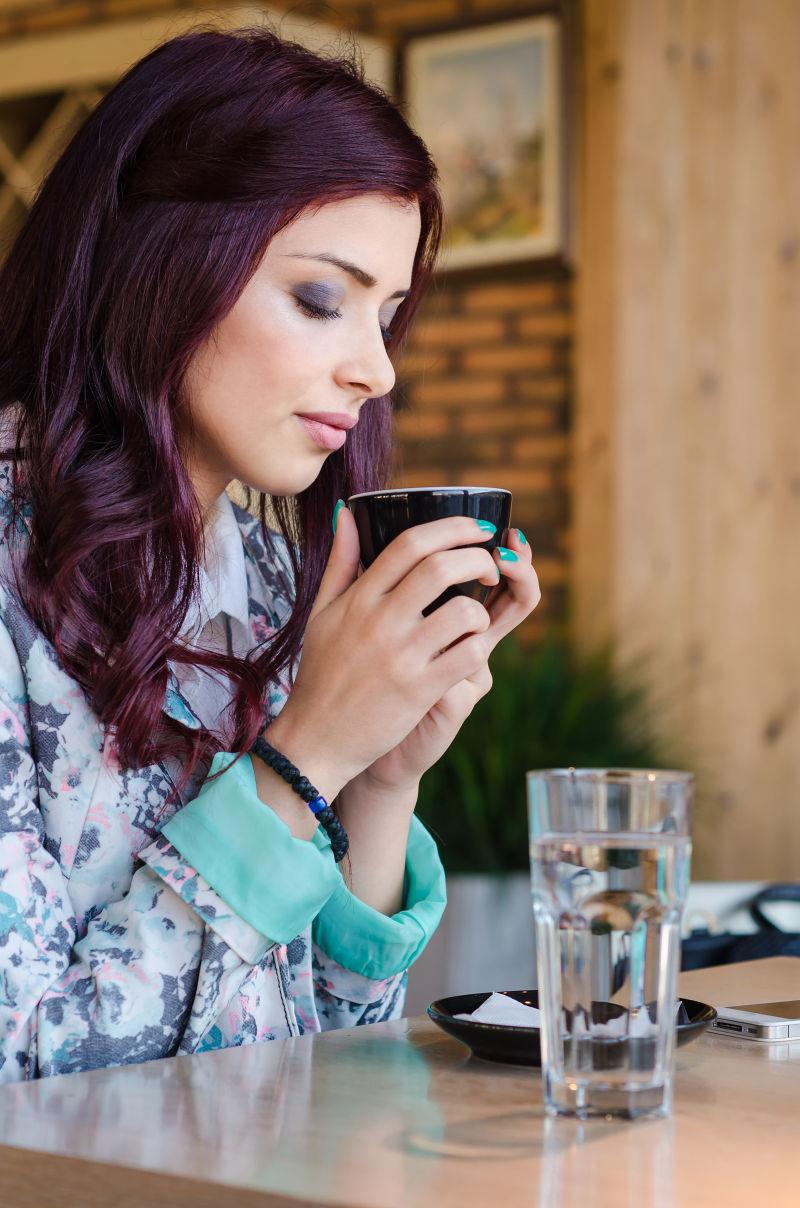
[
  {"left": 311, "top": 813, "right": 447, "bottom": 981},
  {"left": 156, "top": 753, "right": 341, "bottom": 950},
  {"left": 156, "top": 753, "right": 447, "bottom": 982}
]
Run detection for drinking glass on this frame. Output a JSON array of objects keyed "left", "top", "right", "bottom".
[{"left": 527, "top": 768, "right": 693, "bottom": 1120}]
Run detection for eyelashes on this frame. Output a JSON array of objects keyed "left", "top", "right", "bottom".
[{"left": 293, "top": 296, "right": 394, "bottom": 345}]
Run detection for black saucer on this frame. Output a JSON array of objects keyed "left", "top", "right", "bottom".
[{"left": 427, "top": 990, "right": 717, "bottom": 1067}]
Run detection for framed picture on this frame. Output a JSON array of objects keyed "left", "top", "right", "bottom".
[{"left": 404, "top": 15, "right": 562, "bottom": 271}]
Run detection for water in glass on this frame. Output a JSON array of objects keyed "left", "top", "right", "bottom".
[{"left": 528, "top": 770, "right": 692, "bottom": 1120}]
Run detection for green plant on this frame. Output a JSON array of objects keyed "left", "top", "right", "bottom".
[{"left": 416, "top": 632, "right": 673, "bottom": 874}]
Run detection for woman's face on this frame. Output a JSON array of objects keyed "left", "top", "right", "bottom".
[{"left": 182, "top": 194, "right": 422, "bottom": 511}]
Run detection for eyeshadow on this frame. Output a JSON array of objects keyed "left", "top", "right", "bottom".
[{"left": 293, "top": 282, "right": 343, "bottom": 310}]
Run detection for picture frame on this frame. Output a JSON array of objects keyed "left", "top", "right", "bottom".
[{"left": 403, "top": 14, "right": 563, "bottom": 272}]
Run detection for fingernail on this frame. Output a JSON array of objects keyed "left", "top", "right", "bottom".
[
  {"left": 332, "top": 499, "right": 344, "bottom": 534},
  {"left": 516, "top": 528, "right": 528, "bottom": 546},
  {"left": 497, "top": 546, "right": 518, "bottom": 562},
  {"left": 475, "top": 519, "right": 496, "bottom": 533}
]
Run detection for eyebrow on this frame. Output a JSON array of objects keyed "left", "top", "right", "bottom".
[{"left": 284, "top": 253, "right": 410, "bottom": 300}]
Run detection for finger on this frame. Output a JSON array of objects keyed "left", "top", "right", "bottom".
[
  {"left": 431, "top": 666, "right": 491, "bottom": 727},
  {"left": 505, "top": 526, "right": 532, "bottom": 563},
  {"left": 393, "top": 547, "right": 499, "bottom": 616},
  {"left": 359, "top": 516, "right": 498, "bottom": 596},
  {"left": 460, "top": 661, "right": 493, "bottom": 697},
  {"left": 477, "top": 527, "right": 532, "bottom": 612},
  {"left": 309, "top": 502, "right": 361, "bottom": 621},
  {"left": 484, "top": 552, "right": 541, "bottom": 650},
  {"left": 467, "top": 661, "right": 493, "bottom": 699},
  {"left": 417, "top": 593, "right": 491, "bottom": 656},
  {"left": 427, "top": 632, "right": 489, "bottom": 700}
]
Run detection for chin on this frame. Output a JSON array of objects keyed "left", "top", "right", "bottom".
[{"left": 240, "top": 459, "right": 327, "bottom": 499}]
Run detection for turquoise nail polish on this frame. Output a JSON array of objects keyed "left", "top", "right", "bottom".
[
  {"left": 475, "top": 519, "right": 497, "bottom": 534},
  {"left": 332, "top": 499, "right": 344, "bottom": 534},
  {"left": 497, "top": 546, "right": 518, "bottom": 562},
  {"left": 516, "top": 528, "right": 528, "bottom": 546}
]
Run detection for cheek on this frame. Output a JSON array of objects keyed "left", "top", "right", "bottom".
[
  {"left": 216, "top": 296, "right": 324, "bottom": 404},
  {"left": 183, "top": 296, "right": 337, "bottom": 494}
]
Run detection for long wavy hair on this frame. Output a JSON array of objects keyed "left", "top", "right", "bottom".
[{"left": 0, "top": 26, "right": 443, "bottom": 790}]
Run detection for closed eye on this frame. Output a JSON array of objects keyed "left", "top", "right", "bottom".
[{"left": 294, "top": 297, "right": 394, "bottom": 345}]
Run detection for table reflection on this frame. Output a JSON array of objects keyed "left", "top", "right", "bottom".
[{"left": 0, "top": 1024, "right": 446, "bottom": 1205}]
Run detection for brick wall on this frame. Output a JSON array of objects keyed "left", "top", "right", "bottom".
[
  {"left": 0, "top": 0, "right": 573, "bottom": 634},
  {"left": 395, "top": 272, "right": 570, "bottom": 635}
]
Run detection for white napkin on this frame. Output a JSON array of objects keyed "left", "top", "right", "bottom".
[
  {"left": 455, "top": 992, "right": 682, "bottom": 1035},
  {"left": 454, "top": 992, "right": 543, "bottom": 1027},
  {"left": 593, "top": 1008, "right": 656, "bottom": 1038}
]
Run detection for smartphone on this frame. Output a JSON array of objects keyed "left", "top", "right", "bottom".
[{"left": 711, "top": 1000, "right": 800, "bottom": 1041}]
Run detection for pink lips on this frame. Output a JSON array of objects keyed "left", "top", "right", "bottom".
[{"left": 296, "top": 411, "right": 357, "bottom": 452}]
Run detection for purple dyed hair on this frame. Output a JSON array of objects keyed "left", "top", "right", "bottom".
[{"left": 0, "top": 26, "right": 443, "bottom": 788}]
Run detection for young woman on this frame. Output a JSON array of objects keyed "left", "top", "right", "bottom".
[{"left": 0, "top": 27, "right": 540, "bottom": 1081}]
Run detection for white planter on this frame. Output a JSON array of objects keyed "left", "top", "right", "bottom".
[{"left": 404, "top": 871, "right": 537, "bottom": 1018}]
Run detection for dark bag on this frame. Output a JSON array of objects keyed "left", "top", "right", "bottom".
[{"left": 681, "top": 883, "right": 800, "bottom": 971}]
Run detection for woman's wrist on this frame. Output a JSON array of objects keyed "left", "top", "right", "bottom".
[
  {"left": 334, "top": 773, "right": 419, "bottom": 916},
  {"left": 338, "top": 768, "right": 420, "bottom": 816},
  {"left": 249, "top": 750, "right": 320, "bottom": 841},
  {"left": 261, "top": 711, "right": 355, "bottom": 806},
  {"left": 259, "top": 711, "right": 422, "bottom": 818}
]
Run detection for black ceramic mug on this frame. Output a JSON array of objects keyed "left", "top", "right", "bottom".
[{"left": 347, "top": 486, "right": 513, "bottom": 614}]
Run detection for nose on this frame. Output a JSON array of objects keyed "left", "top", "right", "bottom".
[{"left": 335, "top": 328, "right": 396, "bottom": 402}]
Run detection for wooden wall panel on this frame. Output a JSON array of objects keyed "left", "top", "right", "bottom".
[{"left": 576, "top": 0, "right": 800, "bottom": 877}]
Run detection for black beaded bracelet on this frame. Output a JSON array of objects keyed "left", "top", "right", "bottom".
[{"left": 250, "top": 735, "right": 349, "bottom": 864}]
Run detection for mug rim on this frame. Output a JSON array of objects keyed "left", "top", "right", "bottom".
[{"left": 348, "top": 486, "right": 512, "bottom": 501}]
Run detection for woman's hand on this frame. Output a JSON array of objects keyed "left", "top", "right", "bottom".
[
  {"left": 265, "top": 509, "right": 540, "bottom": 805},
  {"left": 343, "top": 525, "right": 539, "bottom": 799},
  {"left": 263, "top": 506, "right": 501, "bottom": 802}
]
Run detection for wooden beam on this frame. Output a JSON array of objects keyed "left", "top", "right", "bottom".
[{"left": 0, "top": 5, "right": 392, "bottom": 100}]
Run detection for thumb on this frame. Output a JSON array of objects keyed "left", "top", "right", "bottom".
[{"left": 309, "top": 501, "right": 361, "bottom": 620}]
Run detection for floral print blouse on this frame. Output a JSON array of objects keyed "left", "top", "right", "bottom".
[{"left": 0, "top": 462, "right": 446, "bottom": 1081}]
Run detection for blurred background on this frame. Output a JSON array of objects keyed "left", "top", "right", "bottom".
[{"left": 2, "top": 1, "right": 799, "bottom": 1008}]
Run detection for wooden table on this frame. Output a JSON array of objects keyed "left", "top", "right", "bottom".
[{"left": 1, "top": 957, "right": 799, "bottom": 1208}]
